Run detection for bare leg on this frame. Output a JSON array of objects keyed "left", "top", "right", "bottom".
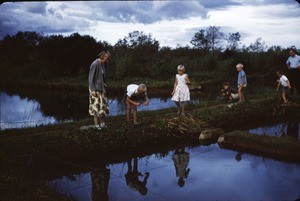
[
  {"left": 282, "top": 92, "right": 287, "bottom": 104},
  {"left": 126, "top": 100, "right": 131, "bottom": 123},
  {"left": 94, "top": 116, "right": 100, "bottom": 126},
  {"left": 238, "top": 87, "right": 244, "bottom": 102},
  {"left": 175, "top": 101, "right": 181, "bottom": 114},
  {"left": 181, "top": 102, "right": 186, "bottom": 115},
  {"left": 99, "top": 117, "right": 105, "bottom": 127},
  {"left": 133, "top": 106, "right": 138, "bottom": 124}
]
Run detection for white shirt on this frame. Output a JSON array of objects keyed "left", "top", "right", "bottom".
[
  {"left": 279, "top": 75, "right": 289, "bottom": 87},
  {"left": 126, "top": 84, "right": 139, "bottom": 97},
  {"left": 286, "top": 54, "right": 300, "bottom": 69}
]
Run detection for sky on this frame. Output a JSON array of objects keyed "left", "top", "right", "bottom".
[{"left": 0, "top": 0, "right": 300, "bottom": 49}]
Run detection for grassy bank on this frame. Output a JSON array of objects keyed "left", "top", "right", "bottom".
[
  {"left": 218, "top": 131, "right": 300, "bottom": 163},
  {"left": 0, "top": 95, "right": 278, "bottom": 161}
]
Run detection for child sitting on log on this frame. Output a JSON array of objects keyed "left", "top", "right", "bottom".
[{"left": 221, "top": 82, "right": 239, "bottom": 103}]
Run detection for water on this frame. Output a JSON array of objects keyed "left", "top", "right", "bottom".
[
  {"left": 47, "top": 144, "right": 300, "bottom": 201},
  {"left": 0, "top": 90, "right": 203, "bottom": 130},
  {"left": 249, "top": 122, "right": 300, "bottom": 140}
]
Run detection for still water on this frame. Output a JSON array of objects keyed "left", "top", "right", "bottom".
[
  {"left": 0, "top": 90, "right": 204, "bottom": 130},
  {"left": 48, "top": 144, "right": 300, "bottom": 201},
  {"left": 249, "top": 122, "right": 300, "bottom": 140}
]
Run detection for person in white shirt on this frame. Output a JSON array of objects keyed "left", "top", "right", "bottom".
[
  {"left": 276, "top": 70, "right": 291, "bottom": 106},
  {"left": 286, "top": 47, "right": 300, "bottom": 95},
  {"left": 125, "top": 84, "right": 149, "bottom": 124}
]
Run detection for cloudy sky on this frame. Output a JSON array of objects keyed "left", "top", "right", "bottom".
[{"left": 0, "top": 0, "right": 299, "bottom": 48}]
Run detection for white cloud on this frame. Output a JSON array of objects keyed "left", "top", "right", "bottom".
[{"left": 0, "top": 1, "right": 299, "bottom": 48}]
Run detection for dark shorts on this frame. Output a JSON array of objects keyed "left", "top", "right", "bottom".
[
  {"left": 124, "top": 92, "right": 146, "bottom": 103},
  {"left": 282, "top": 86, "right": 289, "bottom": 93}
]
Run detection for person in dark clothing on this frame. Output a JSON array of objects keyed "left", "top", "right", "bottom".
[
  {"left": 221, "top": 82, "right": 239, "bottom": 103},
  {"left": 88, "top": 51, "right": 111, "bottom": 130},
  {"left": 125, "top": 157, "right": 150, "bottom": 195}
]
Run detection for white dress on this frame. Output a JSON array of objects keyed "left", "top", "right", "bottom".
[{"left": 171, "top": 74, "right": 190, "bottom": 102}]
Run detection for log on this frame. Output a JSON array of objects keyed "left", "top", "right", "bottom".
[{"left": 199, "top": 128, "right": 224, "bottom": 140}]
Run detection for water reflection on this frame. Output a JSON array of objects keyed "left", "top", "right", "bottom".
[
  {"left": 249, "top": 122, "right": 300, "bottom": 140},
  {"left": 48, "top": 144, "right": 300, "bottom": 201},
  {"left": 91, "top": 163, "right": 110, "bottom": 201},
  {"left": 172, "top": 148, "right": 190, "bottom": 187},
  {"left": 125, "top": 158, "right": 150, "bottom": 196},
  {"left": 0, "top": 92, "right": 58, "bottom": 129},
  {"left": 0, "top": 90, "right": 201, "bottom": 130}
]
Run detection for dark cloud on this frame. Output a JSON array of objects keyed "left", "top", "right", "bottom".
[
  {"left": 156, "top": 1, "right": 206, "bottom": 21},
  {"left": 199, "top": 0, "right": 241, "bottom": 9},
  {"left": 24, "top": 2, "right": 47, "bottom": 14},
  {"left": 0, "top": 1, "right": 207, "bottom": 39},
  {"left": 0, "top": 0, "right": 299, "bottom": 44},
  {"left": 199, "top": 0, "right": 299, "bottom": 10},
  {"left": 86, "top": 1, "right": 207, "bottom": 23},
  {"left": 0, "top": 2, "right": 91, "bottom": 38}
]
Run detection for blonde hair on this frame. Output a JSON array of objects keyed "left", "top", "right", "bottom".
[
  {"left": 236, "top": 63, "right": 243, "bottom": 68},
  {"left": 177, "top": 65, "right": 185, "bottom": 70},
  {"left": 98, "top": 51, "right": 111, "bottom": 59},
  {"left": 139, "top": 84, "right": 147, "bottom": 91}
]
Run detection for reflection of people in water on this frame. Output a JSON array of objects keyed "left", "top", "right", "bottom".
[
  {"left": 91, "top": 164, "right": 110, "bottom": 201},
  {"left": 235, "top": 152, "right": 243, "bottom": 162},
  {"left": 280, "top": 121, "right": 299, "bottom": 139},
  {"left": 287, "top": 122, "right": 299, "bottom": 139},
  {"left": 172, "top": 148, "right": 190, "bottom": 187},
  {"left": 125, "top": 157, "right": 150, "bottom": 195}
]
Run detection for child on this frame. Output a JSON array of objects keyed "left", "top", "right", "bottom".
[
  {"left": 276, "top": 70, "right": 291, "bottom": 106},
  {"left": 236, "top": 63, "right": 247, "bottom": 102},
  {"left": 221, "top": 82, "right": 239, "bottom": 102},
  {"left": 171, "top": 65, "right": 190, "bottom": 116},
  {"left": 125, "top": 84, "right": 149, "bottom": 124}
]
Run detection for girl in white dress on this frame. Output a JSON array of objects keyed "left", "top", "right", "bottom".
[{"left": 171, "top": 65, "right": 190, "bottom": 116}]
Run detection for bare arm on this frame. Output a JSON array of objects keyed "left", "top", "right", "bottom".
[
  {"left": 126, "top": 96, "right": 140, "bottom": 106},
  {"left": 276, "top": 81, "right": 280, "bottom": 91},
  {"left": 185, "top": 74, "right": 191, "bottom": 84},
  {"left": 286, "top": 58, "right": 291, "bottom": 70},
  {"left": 171, "top": 77, "right": 178, "bottom": 95},
  {"left": 287, "top": 80, "right": 291, "bottom": 89},
  {"left": 143, "top": 94, "right": 149, "bottom": 106}
]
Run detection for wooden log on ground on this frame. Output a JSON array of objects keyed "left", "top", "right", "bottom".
[{"left": 199, "top": 128, "right": 224, "bottom": 140}]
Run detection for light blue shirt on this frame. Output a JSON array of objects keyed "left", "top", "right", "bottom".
[
  {"left": 238, "top": 70, "right": 247, "bottom": 86},
  {"left": 286, "top": 54, "right": 300, "bottom": 69}
]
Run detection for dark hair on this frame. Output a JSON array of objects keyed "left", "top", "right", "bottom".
[
  {"left": 223, "top": 82, "right": 230, "bottom": 87},
  {"left": 98, "top": 51, "right": 111, "bottom": 59},
  {"left": 276, "top": 69, "right": 283, "bottom": 74},
  {"left": 290, "top": 46, "right": 297, "bottom": 53}
]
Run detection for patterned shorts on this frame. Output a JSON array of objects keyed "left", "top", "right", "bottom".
[{"left": 89, "top": 91, "right": 109, "bottom": 117}]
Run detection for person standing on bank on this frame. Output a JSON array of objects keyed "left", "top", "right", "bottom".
[
  {"left": 88, "top": 51, "right": 111, "bottom": 131},
  {"left": 236, "top": 63, "right": 247, "bottom": 102},
  {"left": 171, "top": 65, "right": 190, "bottom": 116},
  {"left": 286, "top": 47, "right": 300, "bottom": 95}
]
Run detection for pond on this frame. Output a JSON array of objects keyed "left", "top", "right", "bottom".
[
  {"left": 47, "top": 143, "right": 300, "bottom": 201},
  {"left": 0, "top": 90, "right": 206, "bottom": 130},
  {"left": 248, "top": 122, "right": 300, "bottom": 140}
]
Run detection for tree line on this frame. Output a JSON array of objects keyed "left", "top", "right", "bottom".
[{"left": 0, "top": 27, "right": 295, "bottom": 86}]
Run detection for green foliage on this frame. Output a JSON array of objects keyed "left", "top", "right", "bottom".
[{"left": 0, "top": 30, "right": 297, "bottom": 87}]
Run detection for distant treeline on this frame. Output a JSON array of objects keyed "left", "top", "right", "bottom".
[{"left": 0, "top": 28, "right": 296, "bottom": 86}]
